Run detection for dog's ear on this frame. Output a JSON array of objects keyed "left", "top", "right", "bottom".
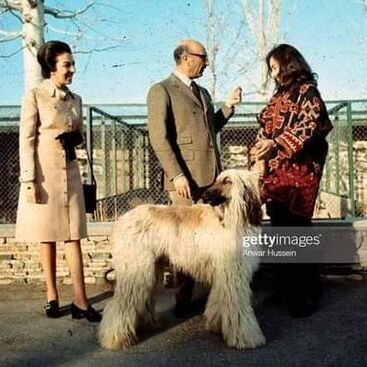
[
  {"left": 243, "top": 184, "right": 263, "bottom": 226},
  {"left": 213, "top": 205, "right": 225, "bottom": 226}
]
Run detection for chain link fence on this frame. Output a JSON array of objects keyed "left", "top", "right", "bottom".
[
  {"left": 82, "top": 106, "right": 167, "bottom": 222},
  {"left": 0, "top": 106, "right": 21, "bottom": 224},
  {"left": 320, "top": 100, "right": 367, "bottom": 218},
  {"left": 1, "top": 101, "right": 366, "bottom": 223}
]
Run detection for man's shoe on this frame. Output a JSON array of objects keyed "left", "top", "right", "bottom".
[
  {"left": 174, "top": 301, "right": 192, "bottom": 318},
  {"left": 174, "top": 276, "right": 195, "bottom": 318},
  {"left": 288, "top": 296, "right": 320, "bottom": 318}
]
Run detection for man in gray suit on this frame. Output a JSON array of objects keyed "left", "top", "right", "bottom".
[{"left": 147, "top": 39, "right": 242, "bottom": 316}]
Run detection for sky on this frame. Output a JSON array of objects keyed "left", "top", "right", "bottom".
[{"left": 0, "top": 0, "right": 366, "bottom": 105}]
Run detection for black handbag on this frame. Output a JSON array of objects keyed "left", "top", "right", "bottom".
[
  {"left": 83, "top": 182, "right": 96, "bottom": 213},
  {"left": 83, "top": 146, "right": 97, "bottom": 214}
]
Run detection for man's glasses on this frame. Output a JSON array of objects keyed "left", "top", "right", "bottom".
[{"left": 186, "top": 52, "right": 208, "bottom": 61}]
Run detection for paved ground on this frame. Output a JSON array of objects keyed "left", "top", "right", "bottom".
[{"left": 1, "top": 275, "right": 367, "bottom": 367}]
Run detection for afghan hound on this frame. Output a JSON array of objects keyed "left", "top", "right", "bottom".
[{"left": 98, "top": 169, "right": 265, "bottom": 350}]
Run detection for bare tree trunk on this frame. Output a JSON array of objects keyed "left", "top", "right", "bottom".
[
  {"left": 240, "top": 0, "right": 281, "bottom": 98},
  {"left": 21, "top": 0, "right": 44, "bottom": 91},
  {"left": 1, "top": 1, "right": 122, "bottom": 93},
  {"left": 258, "top": 0, "right": 266, "bottom": 96},
  {"left": 204, "top": 0, "right": 217, "bottom": 100}
]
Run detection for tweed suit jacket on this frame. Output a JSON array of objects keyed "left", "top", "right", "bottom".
[{"left": 147, "top": 73, "right": 233, "bottom": 191}]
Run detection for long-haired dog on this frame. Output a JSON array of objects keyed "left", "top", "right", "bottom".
[{"left": 98, "top": 169, "right": 265, "bottom": 350}]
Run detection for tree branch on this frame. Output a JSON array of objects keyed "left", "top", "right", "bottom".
[
  {"left": 45, "top": 1, "right": 94, "bottom": 19},
  {"left": 74, "top": 44, "right": 121, "bottom": 54},
  {"left": 0, "top": 43, "right": 24, "bottom": 57},
  {"left": 0, "top": 0, "right": 22, "bottom": 11},
  {"left": 0, "top": 28, "right": 22, "bottom": 42},
  {"left": 267, "top": 0, "right": 280, "bottom": 42},
  {"left": 240, "top": 0, "right": 259, "bottom": 42},
  {"left": 46, "top": 24, "right": 86, "bottom": 40},
  {"left": 8, "top": 7, "right": 23, "bottom": 23},
  {"left": 0, "top": 7, "right": 8, "bottom": 16}
]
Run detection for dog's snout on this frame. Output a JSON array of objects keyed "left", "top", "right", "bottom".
[
  {"left": 202, "top": 188, "right": 227, "bottom": 206},
  {"left": 201, "top": 190, "right": 211, "bottom": 204}
]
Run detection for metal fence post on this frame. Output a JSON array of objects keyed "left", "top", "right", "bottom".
[
  {"left": 112, "top": 119, "right": 117, "bottom": 219},
  {"left": 347, "top": 102, "right": 355, "bottom": 216},
  {"left": 86, "top": 106, "right": 93, "bottom": 185},
  {"left": 335, "top": 113, "right": 340, "bottom": 196},
  {"left": 101, "top": 117, "right": 107, "bottom": 197}
]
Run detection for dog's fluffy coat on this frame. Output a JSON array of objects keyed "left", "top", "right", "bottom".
[{"left": 98, "top": 169, "right": 265, "bottom": 350}]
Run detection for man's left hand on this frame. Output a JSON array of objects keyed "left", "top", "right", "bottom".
[{"left": 225, "top": 86, "right": 242, "bottom": 108}]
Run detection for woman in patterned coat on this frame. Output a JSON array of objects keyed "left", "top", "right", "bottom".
[
  {"left": 252, "top": 44, "right": 333, "bottom": 317},
  {"left": 16, "top": 41, "right": 100, "bottom": 322}
]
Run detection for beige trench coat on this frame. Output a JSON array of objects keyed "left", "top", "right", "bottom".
[{"left": 16, "top": 79, "right": 87, "bottom": 242}]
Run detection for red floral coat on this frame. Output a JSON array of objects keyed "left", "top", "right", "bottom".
[{"left": 256, "top": 83, "right": 333, "bottom": 218}]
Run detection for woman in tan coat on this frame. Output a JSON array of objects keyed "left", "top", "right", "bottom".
[{"left": 16, "top": 40, "right": 100, "bottom": 322}]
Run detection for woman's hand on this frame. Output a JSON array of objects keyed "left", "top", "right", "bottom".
[
  {"left": 23, "top": 181, "right": 39, "bottom": 204},
  {"left": 252, "top": 160, "right": 266, "bottom": 178},
  {"left": 252, "top": 139, "right": 276, "bottom": 160}
]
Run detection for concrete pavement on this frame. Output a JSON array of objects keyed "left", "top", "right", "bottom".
[{"left": 1, "top": 276, "right": 367, "bottom": 367}]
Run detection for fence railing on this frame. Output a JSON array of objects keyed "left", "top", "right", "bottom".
[
  {"left": 1, "top": 100, "right": 366, "bottom": 223},
  {"left": 321, "top": 100, "right": 367, "bottom": 217},
  {"left": 83, "top": 106, "right": 168, "bottom": 222}
]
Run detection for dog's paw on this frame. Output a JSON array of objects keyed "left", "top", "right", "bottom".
[
  {"left": 99, "top": 333, "right": 137, "bottom": 351},
  {"left": 204, "top": 320, "right": 221, "bottom": 335},
  {"left": 225, "top": 331, "right": 266, "bottom": 350}
]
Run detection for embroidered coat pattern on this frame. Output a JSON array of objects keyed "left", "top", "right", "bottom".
[{"left": 256, "top": 83, "right": 333, "bottom": 218}]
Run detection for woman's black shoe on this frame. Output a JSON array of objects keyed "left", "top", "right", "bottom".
[
  {"left": 71, "top": 303, "right": 102, "bottom": 322},
  {"left": 44, "top": 300, "right": 60, "bottom": 318}
]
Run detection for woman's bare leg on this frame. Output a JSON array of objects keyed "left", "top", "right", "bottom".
[
  {"left": 40, "top": 242, "right": 58, "bottom": 301},
  {"left": 65, "top": 240, "right": 89, "bottom": 309}
]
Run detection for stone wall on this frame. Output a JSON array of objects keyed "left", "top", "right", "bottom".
[
  {"left": 2, "top": 220, "right": 367, "bottom": 285},
  {"left": 0, "top": 223, "right": 114, "bottom": 285}
]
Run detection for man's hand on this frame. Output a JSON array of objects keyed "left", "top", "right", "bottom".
[
  {"left": 251, "top": 139, "right": 276, "bottom": 161},
  {"left": 173, "top": 175, "right": 192, "bottom": 200},
  {"left": 23, "top": 181, "right": 39, "bottom": 204},
  {"left": 225, "top": 86, "right": 242, "bottom": 108}
]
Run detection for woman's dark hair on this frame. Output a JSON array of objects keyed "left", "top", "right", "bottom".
[
  {"left": 37, "top": 40, "right": 72, "bottom": 79},
  {"left": 266, "top": 44, "right": 317, "bottom": 93}
]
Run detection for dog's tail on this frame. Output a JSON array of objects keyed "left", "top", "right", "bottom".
[{"left": 98, "top": 252, "right": 156, "bottom": 350}]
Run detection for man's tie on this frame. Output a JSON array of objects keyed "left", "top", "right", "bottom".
[{"left": 191, "top": 81, "right": 202, "bottom": 106}]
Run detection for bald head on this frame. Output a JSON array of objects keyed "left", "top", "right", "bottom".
[
  {"left": 173, "top": 39, "right": 206, "bottom": 65},
  {"left": 173, "top": 39, "right": 208, "bottom": 79}
]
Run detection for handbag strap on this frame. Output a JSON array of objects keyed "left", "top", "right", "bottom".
[{"left": 84, "top": 144, "right": 96, "bottom": 185}]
